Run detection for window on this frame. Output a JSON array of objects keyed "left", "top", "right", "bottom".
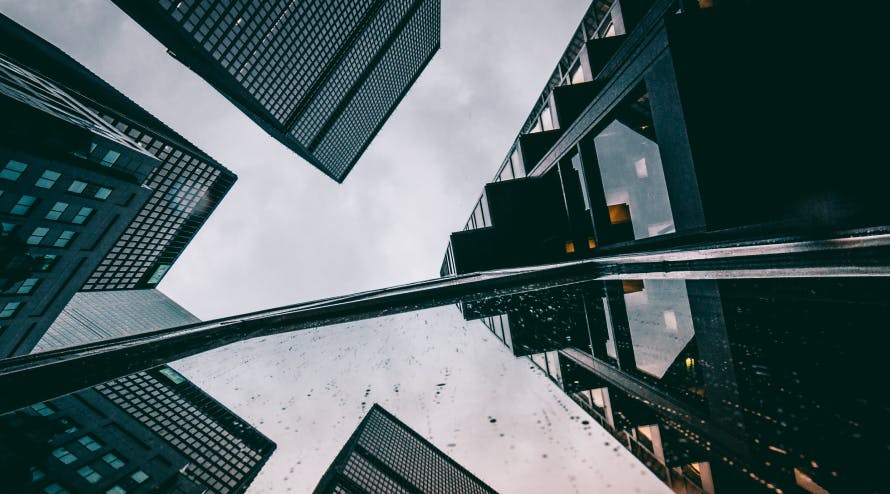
[
  {"left": 59, "top": 417, "right": 78, "bottom": 434},
  {"left": 102, "top": 452, "right": 126, "bottom": 469},
  {"left": 94, "top": 187, "right": 112, "bottom": 200},
  {"left": 68, "top": 180, "right": 87, "bottom": 193},
  {"left": 106, "top": 486, "right": 126, "bottom": 494},
  {"left": 540, "top": 105, "right": 554, "bottom": 131},
  {"left": 570, "top": 62, "right": 586, "bottom": 84},
  {"left": 71, "top": 207, "right": 93, "bottom": 225},
  {"left": 77, "top": 465, "right": 102, "bottom": 484},
  {"left": 0, "top": 302, "right": 21, "bottom": 319},
  {"left": 35, "top": 254, "right": 59, "bottom": 271},
  {"left": 43, "top": 484, "right": 70, "bottom": 494},
  {"left": 510, "top": 149, "right": 524, "bottom": 178},
  {"left": 54, "top": 231, "right": 76, "bottom": 248},
  {"left": 101, "top": 150, "right": 121, "bottom": 167},
  {"left": 30, "top": 402, "right": 55, "bottom": 416},
  {"left": 30, "top": 467, "right": 45, "bottom": 482},
  {"left": 130, "top": 470, "right": 149, "bottom": 484},
  {"left": 10, "top": 195, "right": 37, "bottom": 215},
  {"left": 52, "top": 447, "right": 78, "bottom": 464},
  {"left": 46, "top": 202, "right": 69, "bottom": 220},
  {"left": 593, "top": 85, "right": 675, "bottom": 240},
  {"left": 77, "top": 434, "right": 102, "bottom": 451},
  {"left": 27, "top": 227, "right": 49, "bottom": 245},
  {"left": 1, "top": 160, "right": 27, "bottom": 181},
  {"left": 35, "top": 170, "right": 61, "bottom": 189},
  {"left": 16, "top": 277, "right": 39, "bottom": 295}
]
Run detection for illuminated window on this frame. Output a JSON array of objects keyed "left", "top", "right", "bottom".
[
  {"left": 130, "top": 470, "right": 149, "bottom": 484},
  {"left": 100, "top": 150, "right": 121, "bottom": 167},
  {"left": 77, "top": 435, "right": 103, "bottom": 451},
  {"left": 54, "top": 231, "right": 77, "bottom": 248},
  {"left": 68, "top": 180, "right": 87, "bottom": 193},
  {"left": 102, "top": 452, "right": 126, "bottom": 469},
  {"left": 35, "top": 254, "right": 59, "bottom": 271},
  {"left": 0, "top": 160, "right": 27, "bottom": 181},
  {"left": 10, "top": 195, "right": 37, "bottom": 215},
  {"left": 30, "top": 402, "right": 55, "bottom": 416},
  {"left": 27, "top": 227, "right": 50, "bottom": 245},
  {"left": 77, "top": 465, "right": 102, "bottom": 484},
  {"left": 565, "top": 241, "right": 576, "bottom": 253},
  {"left": 46, "top": 202, "right": 69, "bottom": 220},
  {"left": 0, "top": 302, "right": 21, "bottom": 319},
  {"left": 72, "top": 207, "right": 94, "bottom": 225},
  {"left": 52, "top": 447, "right": 77, "bottom": 464},
  {"left": 35, "top": 170, "right": 61, "bottom": 189},
  {"left": 587, "top": 237, "right": 597, "bottom": 249},
  {"left": 16, "top": 278, "right": 40, "bottom": 295}
]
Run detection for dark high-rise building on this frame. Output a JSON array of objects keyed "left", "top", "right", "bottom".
[
  {"left": 1, "top": 365, "right": 276, "bottom": 494},
  {"left": 0, "top": 14, "right": 236, "bottom": 356},
  {"left": 314, "top": 403, "right": 496, "bottom": 494},
  {"left": 33, "top": 289, "right": 201, "bottom": 352},
  {"left": 441, "top": 0, "right": 886, "bottom": 276},
  {"left": 0, "top": 14, "right": 237, "bottom": 293},
  {"left": 0, "top": 45, "right": 159, "bottom": 357},
  {"left": 111, "top": 0, "right": 441, "bottom": 182}
]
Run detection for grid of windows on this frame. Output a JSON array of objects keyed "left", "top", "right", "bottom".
[
  {"left": 290, "top": 0, "right": 416, "bottom": 144},
  {"left": 342, "top": 452, "right": 411, "bottom": 494},
  {"left": 311, "top": 0, "right": 439, "bottom": 179},
  {"left": 95, "top": 368, "right": 273, "bottom": 493},
  {"left": 82, "top": 113, "right": 234, "bottom": 290},
  {"left": 354, "top": 408, "right": 494, "bottom": 494}
]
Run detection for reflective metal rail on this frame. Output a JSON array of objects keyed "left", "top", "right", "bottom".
[{"left": 2, "top": 230, "right": 889, "bottom": 415}]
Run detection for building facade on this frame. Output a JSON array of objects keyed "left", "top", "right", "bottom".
[
  {"left": 314, "top": 403, "right": 496, "bottom": 494},
  {"left": 458, "top": 276, "right": 886, "bottom": 493},
  {"left": 0, "top": 14, "right": 236, "bottom": 356},
  {"left": 33, "top": 289, "right": 201, "bottom": 352},
  {"left": 0, "top": 43, "right": 159, "bottom": 357},
  {"left": 441, "top": 0, "right": 884, "bottom": 276},
  {"left": 1, "top": 365, "right": 276, "bottom": 494},
  {"left": 111, "top": 0, "right": 441, "bottom": 182}
]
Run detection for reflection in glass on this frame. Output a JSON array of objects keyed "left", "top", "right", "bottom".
[
  {"left": 623, "top": 280, "right": 695, "bottom": 379},
  {"left": 594, "top": 87, "right": 675, "bottom": 240}
]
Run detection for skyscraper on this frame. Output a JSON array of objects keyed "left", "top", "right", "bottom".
[
  {"left": 111, "top": 0, "right": 442, "bottom": 182},
  {"left": 0, "top": 44, "right": 159, "bottom": 357},
  {"left": 314, "top": 403, "right": 496, "bottom": 494},
  {"left": 33, "top": 289, "right": 201, "bottom": 352},
  {"left": 1, "top": 365, "right": 276, "bottom": 494},
  {"left": 0, "top": 14, "right": 236, "bottom": 356}
]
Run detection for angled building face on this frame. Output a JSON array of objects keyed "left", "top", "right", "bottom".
[
  {"left": 33, "top": 289, "right": 201, "bottom": 352},
  {"left": 0, "top": 48, "right": 158, "bottom": 357},
  {"left": 111, "top": 0, "right": 441, "bottom": 182},
  {"left": 314, "top": 404, "right": 496, "bottom": 494},
  {"left": 1, "top": 365, "right": 275, "bottom": 494},
  {"left": 0, "top": 14, "right": 237, "bottom": 292}
]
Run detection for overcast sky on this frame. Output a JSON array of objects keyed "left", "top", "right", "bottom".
[{"left": 1, "top": 1, "right": 671, "bottom": 492}]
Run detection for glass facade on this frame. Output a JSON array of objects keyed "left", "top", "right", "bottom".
[
  {"left": 315, "top": 404, "right": 496, "bottom": 493},
  {"left": 33, "top": 289, "right": 201, "bottom": 351},
  {"left": 113, "top": 0, "right": 441, "bottom": 182},
  {"left": 593, "top": 87, "right": 674, "bottom": 240}
]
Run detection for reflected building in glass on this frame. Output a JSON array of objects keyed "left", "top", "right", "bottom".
[
  {"left": 0, "top": 365, "right": 275, "bottom": 494},
  {"left": 110, "top": 0, "right": 441, "bottom": 182},
  {"left": 441, "top": 0, "right": 889, "bottom": 276},
  {"left": 458, "top": 277, "right": 887, "bottom": 493},
  {"left": 0, "top": 14, "right": 235, "bottom": 357},
  {"left": 314, "top": 403, "right": 496, "bottom": 494}
]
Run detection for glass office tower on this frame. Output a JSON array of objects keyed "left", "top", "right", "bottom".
[{"left": 111, "top": 0, "right": 441, "bottom": 182}]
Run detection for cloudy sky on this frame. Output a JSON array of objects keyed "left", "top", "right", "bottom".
[{"left": 1, "top": 1, "right": 670, "bottom": 492}]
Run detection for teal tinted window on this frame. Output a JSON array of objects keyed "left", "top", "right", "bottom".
[
  {"left": 46, "top": 202, "right": 69, "bottom": 220},
  {"left": 10, "top": 195, "right": 37, "bottom": 215},
  {"left": 27, "top": 227, "right": 49, "bottom": 245},
  {"left": 94, "top": 187, "right": 112, "bottom": 200},
  {"left": 0, "top": 160, "right": 27, "bottom": 181},
  {"left": 35, "top": 170, "right": 61, "bottom": 189},
  {"left": 101, "top": 150, "right": 121, "bottom": 166},
  {"left": 54, "top": 230, "right": 76, "bottom": 248},
  {"left": 68, "top": 180, "right": 87, "bottom": 193},
  {"left": 0, "top": 302, "right": 20, "bottom": 318},
  {"left": 72, "top": 207, "right": 94, "bottom": 225}
]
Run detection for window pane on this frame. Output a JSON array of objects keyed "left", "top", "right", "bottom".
[
  {"left": 68, "top": 181, "right": 87, "bottom": 193},
  {"left": 593, "top": 87, "right": 675, "bottom": 240},
  {"left": 94, "top": 187, "right": 112, "bottom": 200}
]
